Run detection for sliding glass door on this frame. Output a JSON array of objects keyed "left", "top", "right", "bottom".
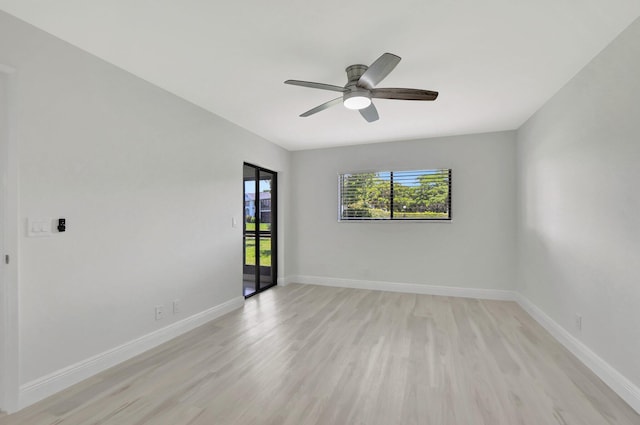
[{"left": 243, "top": 163, "right": 277, "bottom": 297}]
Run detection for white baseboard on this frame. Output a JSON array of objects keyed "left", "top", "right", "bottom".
[
  {"left": 515, "top": 294, "right": 640, "bottom": 414},
  {"left": 18, "top": 296, "right": 244, "bottom": 411},
  {"left": 288, "top": 275, "right": 515, "bottom": 301},
  {"left": 277, "top": 276, "right": 291, "bottom": 286}
]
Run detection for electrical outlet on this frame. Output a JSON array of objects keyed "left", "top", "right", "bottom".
[
  {"left": 155, "top": 305, "right": 164, "bottom": 321},
  {"left": 173, "top": 299, "right": 180, "bottom": 314},
  {"left": 575, "top": 314, "right": 582, "bottom": 332}
]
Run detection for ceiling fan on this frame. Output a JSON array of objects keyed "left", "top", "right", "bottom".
[{"left": 284, "top": 53, "right": 438, "bottom": 123}]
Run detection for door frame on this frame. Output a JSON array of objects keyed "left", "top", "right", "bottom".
[
  {"left": 0, "top": 64, "right": 20, "bottom": 413},
  {"left": 243, "top": 163, "right": 277, "bottom": 298}
]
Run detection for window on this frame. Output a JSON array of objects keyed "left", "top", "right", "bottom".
[{"left": 338, "top": 169, "right": 451, "bottom": 221}]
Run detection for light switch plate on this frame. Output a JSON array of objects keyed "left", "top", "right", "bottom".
[{"left": 27, "top": 218, "right": 52, "bottom": 237}]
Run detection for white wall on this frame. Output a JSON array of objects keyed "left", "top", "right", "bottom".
[
  {"left": 517, "top": 17, "right": 640, "bottom": 391},
  {"left": 0, "top": 9, "right": 290, "bottom": 397},
  {"left": 290, "top": 132, "right": 517, "bottom": 291}
]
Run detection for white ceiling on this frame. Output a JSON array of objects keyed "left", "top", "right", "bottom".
[{"left": 1, "top": 1, "right": 639, "bottom": 151}]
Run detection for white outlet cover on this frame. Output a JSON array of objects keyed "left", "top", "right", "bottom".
[{"left": 575, "top": 314, "right": 582, "bottom": 331}]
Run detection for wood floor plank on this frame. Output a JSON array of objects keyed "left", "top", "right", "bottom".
[{"left": 2, "top": 284, "right": 638, "bottom": 425}]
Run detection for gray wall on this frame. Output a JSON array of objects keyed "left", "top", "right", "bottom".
[
  {"left": 0, "top": 11, "right": 290, "bottom": 385},
  {"left": 290, "top": 132, "right": 517, "bottom": 290},
  {"left": 517, "top": 17, "right": 640, "bottom": 389}
]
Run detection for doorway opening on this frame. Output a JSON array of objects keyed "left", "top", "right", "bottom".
[
  {"left": 243, "top": 163, "right": 277, "bottom": 297},
  {"left": 0, "top": 66, "right": 7, "bottom": 413},
  {"left": 0, "top": 65, "right": 19, "bottom": 414}
]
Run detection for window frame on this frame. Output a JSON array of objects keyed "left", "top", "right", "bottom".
[{"left": 337, "top": 168, "right": 452, "bottom": 222}]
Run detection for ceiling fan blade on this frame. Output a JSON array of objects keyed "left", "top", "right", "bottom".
[
  {"left": 371, "top": 88, "right": 439, "bottom": 101},
  {"left": 300, "top": 97, "right": 343, "bottom": 117},
  {"left": 359, "top": 103, "right": 379, "bottom": 122},
  {"left": 357, "top": 53, "right": 401, "bottom": 89},
  {"left": 285, "top": 80, "right": 346, "bottom": 93}
]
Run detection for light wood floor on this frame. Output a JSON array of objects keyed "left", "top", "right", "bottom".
[{"left": 2, "top": 284, "right": 638, "bottom": 425}]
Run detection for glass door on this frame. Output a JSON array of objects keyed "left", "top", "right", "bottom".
[{"left": 243, "top": 163, "right": 277, "bottom": 297}]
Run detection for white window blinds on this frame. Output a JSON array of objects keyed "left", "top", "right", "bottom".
[{"left": 339, "top": 169, "right": 451, "bottom": 221}]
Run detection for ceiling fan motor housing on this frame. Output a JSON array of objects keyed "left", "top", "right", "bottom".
[
  {"left": 345, "top": 64, "right": 368, "bottom": 85},
  {"left": 343, "top": 64, "right": 372, "bottom": 109}
]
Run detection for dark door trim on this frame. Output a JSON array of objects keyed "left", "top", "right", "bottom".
[{"left": 243, "top": 163, "right": 277, "bottom": 298}]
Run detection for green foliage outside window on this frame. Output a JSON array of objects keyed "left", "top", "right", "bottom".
[{"left": 339, "top": 169, "right": 451, "bottom": 220}]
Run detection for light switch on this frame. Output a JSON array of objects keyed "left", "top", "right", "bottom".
[
  {"left": 27, "top": 218, "right": 52, "bottom": 237},
  {"left": 232, "top": 217, "right": 238, "bottom": 228}
]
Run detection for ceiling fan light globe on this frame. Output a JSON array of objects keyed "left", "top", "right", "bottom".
[{"left": 344, "top": 96, "right": 372, "bottom": 110}]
